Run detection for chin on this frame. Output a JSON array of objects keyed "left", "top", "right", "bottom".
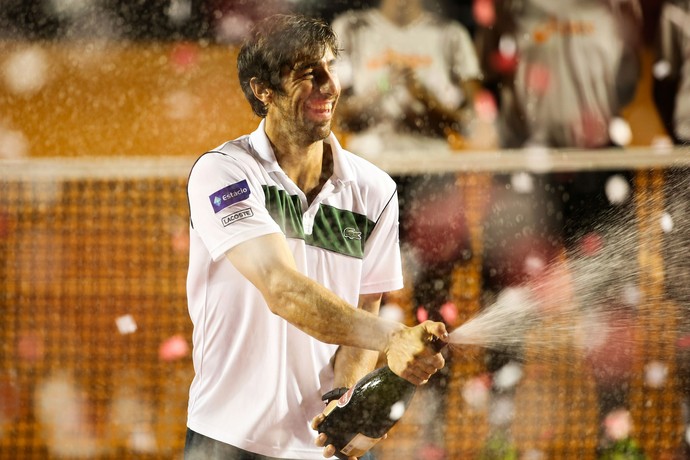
[{"left": 308, "top": 123, "right": 332, "bottom": 143}]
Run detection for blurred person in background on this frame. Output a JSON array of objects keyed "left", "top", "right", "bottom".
[
  {"left": 476, "top": 0, "right": 642, "bottom": 150},
  {"left": 476, "top": 1, "right": 645, "bottom": 456},
  {"left": 332, "top": 0, "right": 484, "bottom": 156},
  {"left": 184, "top": 13, "right": 447, "bottom": 460},
  {"left": 654, "top": 3, "right": 690, "bottom": 458},
  {"left": 475, "top": 0, "right": 643, "bottom": 251},
  {"left": 653, "top": 0, "right": 690, "bottom": 145}
]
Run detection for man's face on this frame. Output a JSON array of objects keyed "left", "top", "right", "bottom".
[{"left": 268, "top": 47, "right": 341, "bottom": 144}]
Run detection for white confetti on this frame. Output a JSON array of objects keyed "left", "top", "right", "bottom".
[
  {"left": 116, "top": 314, "right": 137, "bottom": 335},
  {"left": 644, "top": 361, "right": 668, "bottom": 388},
  {"left": 605, "top": 174, "right": 631, "bottom": 205},
  {"left": 511, "top": 172, "right": 534, "bottom": 193},
  {"left": 493, "top": 361, "right": 523, "bottom": 390},
  {"left": 389, "top": 400, "right": 406, "bottom": 421},
  {"left": 660, "top": 212, "right": 674, "bottom": 233},
  {"left": 0, "top": 126, "right": 29, "bottom": 158},
  {"left": 379, "top": 303, "right": 405, "bottom": 323},
  {"left": 3, "top": 46, "right": 50, "bottom": 95},
  {"left": 461, "top": 376, "right": 490, "bottom": 410},
  {"left": 608, "top": 117, "right": 633, "bottom": 146},
  {"left": 652, "top": 60, "right": 672, "bottom": 80}
]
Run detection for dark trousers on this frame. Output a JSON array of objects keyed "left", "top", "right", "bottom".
[{"left": 184, "top": 428, "right": 378, "bottom": 460}]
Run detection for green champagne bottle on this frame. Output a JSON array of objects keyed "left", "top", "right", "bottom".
[{"left": 318, "top": 338, "right": 445, "bottom": 459}]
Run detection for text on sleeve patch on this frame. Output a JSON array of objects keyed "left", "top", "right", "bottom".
[{"left": 209, "top": 180, "right": 251, "bottom": 213}]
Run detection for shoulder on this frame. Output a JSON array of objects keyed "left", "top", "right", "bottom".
[
  {"left": 428, "top": 14, "right": 473, "bottom": 39},
  {"left": 189, "top": 136, "right": 257, "bottom": 180},
  {"left": 340, "top": 148, "right": 397, "bottom": 198},
  {"left": 665, "top": 0, "right": 690, "bottom": 14},
  {"left": 187, "top": 136, "right": 271, "bottom": 202},
  {"left": 332, "top": 8, "right": 377, "bottom": 32}
]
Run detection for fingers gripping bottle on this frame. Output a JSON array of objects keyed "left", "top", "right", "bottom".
[{"left": 318, "top": 338, "right": 445, "bottom": 459}]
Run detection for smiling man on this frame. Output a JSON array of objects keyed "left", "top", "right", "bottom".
[{"left": 184, "top": 14, "right": 447, "bottom": 460}]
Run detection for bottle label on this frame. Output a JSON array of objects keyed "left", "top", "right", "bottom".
[
  {"left": 341, "top": 433, "right": 383, "bottom": 456},
  {"left": 336, "top": 387, "right": 355, "bottom": 408}
]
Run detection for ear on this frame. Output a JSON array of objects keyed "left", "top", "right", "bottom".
[{"left": 249, "top": 77, "right": 272, "bottom": 105}]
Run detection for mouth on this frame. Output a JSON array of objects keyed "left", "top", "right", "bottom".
[{"left": 305, "top": 100, "right": 334, "bottom": 120}]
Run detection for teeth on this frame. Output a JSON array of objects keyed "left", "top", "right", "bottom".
[{"left": 308, "top": 103, "right": 332, "bottom": 111}]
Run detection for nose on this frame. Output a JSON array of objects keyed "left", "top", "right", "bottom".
[{"left": 316, "top": 67, "right": 339, "bottom": 96}]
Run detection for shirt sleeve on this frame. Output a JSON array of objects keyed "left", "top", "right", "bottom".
[
  {"left": 187, "top": 152, "right": 282, "bottom": 262},
  {"left": 359, "top": 190, "right": 404, "bottom": 295},
  {"left": 447, "top": 21, "right": 482, "bottom": 82}
]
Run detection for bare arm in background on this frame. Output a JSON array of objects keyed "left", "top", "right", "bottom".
[
  {"left": 336, "top": 65, "right": 480, "bottom": 139},
  {"left": 396, "top": 65, "right": 482, "bottom": 137}
]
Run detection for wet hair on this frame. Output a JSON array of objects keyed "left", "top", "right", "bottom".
[{"left": 237, "top": 14, "right": 340, "bottom": 118}]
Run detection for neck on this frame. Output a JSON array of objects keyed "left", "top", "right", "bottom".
[
  {"left": 265, "top": 124, "right": 333, "bottom": 201},
  {"left": 380, "top": 0, "right": 424, "bottom": 26}
]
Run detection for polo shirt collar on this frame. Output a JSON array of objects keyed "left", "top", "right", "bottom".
[{"left": 248, "top": 119, "right": 355, "bottom": 186}]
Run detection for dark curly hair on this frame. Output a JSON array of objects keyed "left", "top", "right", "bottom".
[{"left": 237, "top": 14, "right": 340, "bottom": 118}]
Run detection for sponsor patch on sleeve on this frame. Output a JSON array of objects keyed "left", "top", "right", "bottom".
[
  {"left": 222, "top": 208, "right": 253, "bottom": 227},
  {"left": 209, "top": 180, "right": 251, "bottom": 213}
]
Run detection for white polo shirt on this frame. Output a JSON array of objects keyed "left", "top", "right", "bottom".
[{"left": 185, "top": 120, "right": 403, "bottom": 459}]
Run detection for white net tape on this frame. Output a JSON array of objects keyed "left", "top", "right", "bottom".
[{"left": 1, "top": 146, "right": 688, "bottom": 181}]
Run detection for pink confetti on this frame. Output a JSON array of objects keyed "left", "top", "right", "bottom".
[
  {"left": 474, "top": 89, "right": 498, "bottom": 122},
  {"left": 525, "top": 63, "right": 551, "bottom": 94},
  {"left": 17, "top": 332, "right": 44, "bottom": 363},
  {"left": 580, "top": 232, "right": 604, "bottom": 256},
  {"left": 677, "top": 335, "right": 690, "bottom": 348},
  {"left": 159, "top": 334, "right": 190, "bottom": 361},
  {"left": 473, "top": 0, "right": 496, "bottom": 27},
  {"left": 604, "top": 409, "right": 633, "bottom": 441},
  {"left": 170, "top": 43, "right": 199, "bottom": 72},
  {"left": 416, "top": 306, "right": 429, "bottom": 323},
  {"left": 439, "top": 302, "right": 459, "bottom": 326}
]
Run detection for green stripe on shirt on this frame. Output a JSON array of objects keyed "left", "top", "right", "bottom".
[{"left": 263, "top": 185, "right": 375, "bottom": 258}]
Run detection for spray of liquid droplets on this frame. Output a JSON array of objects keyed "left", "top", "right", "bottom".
[{"left": 448, "top": 168, "right": 689, "bottom": 364}]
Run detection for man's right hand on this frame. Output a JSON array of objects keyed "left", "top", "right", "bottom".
[{"left": 384, "top": 321, "right": 448, "bottom": 385}]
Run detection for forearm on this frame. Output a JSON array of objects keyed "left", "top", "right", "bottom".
[
  {"left": 332, "top": 346, "right": 380, "bottom": 388},
  {"left": 402, "top": 78, "right": 481, "bottom": 136},
  {"left": 331, "top": 293, "right": 385, "bottom": 387},
  {"left": 265, "top": 267, "right": 446, "bottom": 384},
  {"left": 264, "top": 265, "right": 402, "bottom": 352}
]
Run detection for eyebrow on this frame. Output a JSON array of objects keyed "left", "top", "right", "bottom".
[
  {"left": 292, "top": 57, "right": 337, "bottom": 72},
  {"left": 293, "top": 61, "right": 318, "bottom": 72}
]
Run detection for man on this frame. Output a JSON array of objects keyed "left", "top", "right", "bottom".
[
  {"left": 184, "top": 14, "right": 447, "bottom": 460},
  {"left": 474, "top": 0, "right": 644, "bottom": 454},
  {"left": 653, "top": 0, "right": 690, "bottom": 145},
  {"left": 474, "top": 0, "right": 643, "bottom": 259},
  {"left": 331, "top": 0, "right": 483, "bottom": 156},
  {"left": 654, "top": 6, "right": 690, "bottom": 458},
  {"left": 476, "top": 0, "right": 642, "bottom": 150}
]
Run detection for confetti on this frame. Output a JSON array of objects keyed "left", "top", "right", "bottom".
[
  {"left": 158, "top": 334, "right": 190, "bottom": 361},
  {"left": 115, "top": 314, "right": 137, "bottom": 335}
]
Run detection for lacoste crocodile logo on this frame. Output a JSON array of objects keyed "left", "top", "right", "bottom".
[{"left": 343, "top": 227, "right": 362, "bottom": 240}]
